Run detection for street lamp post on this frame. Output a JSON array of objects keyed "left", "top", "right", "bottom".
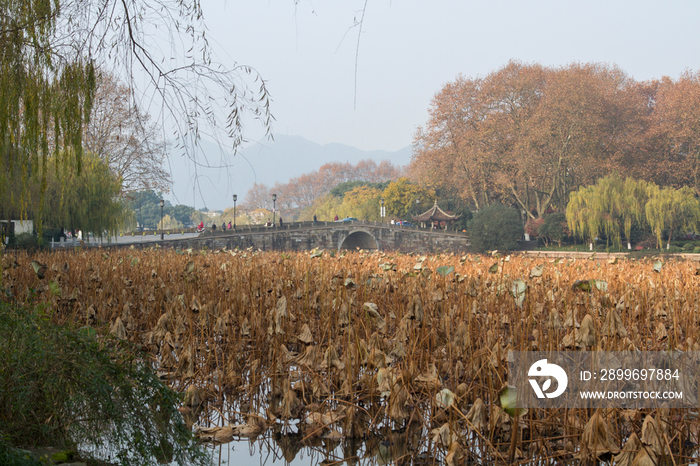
[
  {"left": 416, "top": 199, "right": 420, "bottom": 227},
  {"left": 380, "top": 198, "right": 385, "bottom": 223},
  {"left": 233, "top": 194, "right": 237, "bottom": 231},
  {"left": 159, "top": 199, "right": 165, "bottom": 240},
  {"left": 272, "top": 193, "right": 277, "bottom": 227}
]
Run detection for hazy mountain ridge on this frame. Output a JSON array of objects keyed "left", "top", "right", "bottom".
[{"left": 168, "top": 134, "right": 412, "bottom": 211}]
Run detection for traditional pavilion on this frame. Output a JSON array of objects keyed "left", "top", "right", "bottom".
[{"left": 412, "top": 200, "right": 461, "bottom": 230}]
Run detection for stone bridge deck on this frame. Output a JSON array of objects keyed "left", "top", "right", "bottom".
[{"left": 186, "top": 220, "right": 470, "bottom": 253}]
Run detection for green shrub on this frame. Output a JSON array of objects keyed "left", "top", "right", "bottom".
[
  {"left": 538, "top": 213, "right": 571, "bottom": 246},
  {"left": 667, "top": 245, "right": 682, "bottom": 253},
  {"left": 683, "top": 242, "right": 695, "bottom": 252},
  {"left": 694, "top": 246, "right": 700, "bottom": 254},
  {"left": 466, "top": 203, "right": 524, "bottom": 253},
  {"left": 8, "top": 233, "right": 39, "bottom": 251},
  {"left": 0, "top": 302, "right": 207, "bottom": 466},
  {"left": 0, "top": 437, "right": 43, "bottom": 466},
  {"left": 451, "top": 210, "right": 473, "bottom": 232}
]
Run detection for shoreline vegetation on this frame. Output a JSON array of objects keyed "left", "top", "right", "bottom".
[
  {"left": 2, "top": 247, "right": 700, "bottom": 465},
  {"left": 0, "top": 298, "right": 208, "bottom": 465}
]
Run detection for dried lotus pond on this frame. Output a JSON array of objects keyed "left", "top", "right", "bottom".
[{"left": 4, "top": 247, "right": 700, "bottom": 465}]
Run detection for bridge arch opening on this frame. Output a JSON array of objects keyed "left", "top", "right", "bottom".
[{"left": 339, "top": 230, "right": 378, "bottom": 250}]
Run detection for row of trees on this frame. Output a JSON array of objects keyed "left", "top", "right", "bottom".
[
  {"left": 299, "top": 177, "right": 436, "bottom": 222},
  {"left": 567, "top": 175, "right": 700, "bottom": 250},
  {"left": 411, "top": 61, "right": 700, "bottom": 219},
  {"left": 125, "top": 191, "right": 208, "bottom": 230},
  {"left": 178, "top": 177, "right": 436, "bottom": 228},
  {"left": 241, "top": 160, "right": 405, "bottom": 220}
]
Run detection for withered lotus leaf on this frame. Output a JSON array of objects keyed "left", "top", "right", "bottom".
[
  {"left": 613, "top": 432, "right": 642, "bottom": 466},
  {"left": 414, "top": 364, "right": 441, "bottom": 391},
  {"left": 640, "top": 415, "right": 670, "bottom": 457},
  {"left": 295, "top": 345, "right": 320, "bottom": 370},
  {"left": 8, "top": 248, "right": 700, "bottom": 463},
  {"left": 655, "top": 322, "right": 668, "bottom": 340},
  {"left": 376, "top": 368, "right": 393, "bottom": 397},
  {"left": 30, "top": 260, "right": 47, "bottom": 279},
  {"left": 321, "top": 346, "right": 344, "bottom": 371},
  {"left": 363, "top": 302, "right": 386, "bottom": 331},
  {"left": 435, "top": 388, "right": 455, "bottom": 408},
  {"left": 563, "top": 308, "right": 580, "bottom": 328},
  {"left": 578, "top": 410, "right": 618, "bottom": 461},
  {"left": 110, "top": 317, "right": 126, "bottom": 340},
  {"left": 489, "top": 405, "right": 510, "bottom": 435},
  {"left": 576, "top": 314, "right": 597, "bottom": 347},
  {"left": 445, "top": 441, "right": 464, "bottom": 466},
  {"left": 465, "top": 398, "right": 487, "bottom": 431},
  {"left": 601, "top": 308, "right": 627, "bottom": 337},
  {"left": 431, "top": 423, "right": 455, "bottom": 448},
  {"left": 194, "top": 425, "right": 235, "bottom": 444},
  {"left": 240, "top": 317, "right": 251, "bottom": 337},
  {"left": 298, "top": 324, "right": 313, "bottom": 344},
  {"left": 387, "top": 384, "right": 411, "bottom": 420},
  {"left": 529, "top": 264, "right": 544, "bottom": 278},
  {"left": 547, "top": 308, "right": 562, "bottom": 330}
]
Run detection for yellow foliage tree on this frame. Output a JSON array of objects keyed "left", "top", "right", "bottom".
[
  {"left": 382, "top": 178, "right": 435, "bottom": 219},
  {"left": 158, "top": 215, "right": 183, "bottom": 231},
  {"left": 342, "top": 186, "right": 383, "bottom": 221},
  {"left": 298, "top": 195, "right": 345, "bottom": 222}
]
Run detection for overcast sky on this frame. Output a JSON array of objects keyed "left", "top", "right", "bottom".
[{"left": 195, "top": 0, "right": 700, "bottom": 153}]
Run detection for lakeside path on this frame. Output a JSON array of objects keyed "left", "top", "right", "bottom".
[{"left": 523, "top": 250, "right": 700, "bottom": 261}]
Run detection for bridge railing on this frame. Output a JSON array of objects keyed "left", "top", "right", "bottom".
[{"left": 199, "top": 219, "right": 467, "bottom": 236}]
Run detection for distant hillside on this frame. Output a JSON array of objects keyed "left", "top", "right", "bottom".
[{"left": 166, "top": 134, "right": 412, "bottom": 211}]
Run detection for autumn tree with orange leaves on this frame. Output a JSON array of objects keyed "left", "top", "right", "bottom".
[
  {"left": 411, "top": 61, "right": 666, "bottom": 218},
  {"left": 651, "top": 71, "right": 700, "bottom": 193}
]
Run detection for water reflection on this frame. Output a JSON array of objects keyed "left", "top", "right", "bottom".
[{"left": 207, "top": 424, "right": 447, "bottom": 466}]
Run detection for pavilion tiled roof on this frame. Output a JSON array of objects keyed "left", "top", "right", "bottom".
[{"left": 411, "top": 200, "right": 460, "bottom": 222}]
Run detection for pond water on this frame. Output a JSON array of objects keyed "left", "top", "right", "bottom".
[{"left": 202, "top": 427, "right": 449, "bottom": 466}]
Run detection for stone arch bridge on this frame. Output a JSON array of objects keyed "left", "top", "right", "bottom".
[{"left": 179, "top": 220, "right": 470, "bottom": 253}]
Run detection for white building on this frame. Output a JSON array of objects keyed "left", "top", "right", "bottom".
[{"left": 1, "top": 220, "right": 33, "bottom": 235}]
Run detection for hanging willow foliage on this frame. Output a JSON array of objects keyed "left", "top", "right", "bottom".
[
  {"left": 0, "top": 0, "right": 96, "bottom": 236},
  {"left": 3, "top": 151, "right": 126, "bottom": 238},
  {"left": 0, "top": 0, "right": 274, "bottom": 239},
  {"left": 645, "top": 185, "right": 700, "bottom": 249},
  {"left": 567, "top": 174, "right": 700, "bottom": 249},
  {"left": 567, "top": 175, "right": 649, "bottom": 248}
]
